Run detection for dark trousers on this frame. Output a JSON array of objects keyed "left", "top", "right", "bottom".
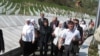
[
  {"left": 52, "top": 44, "right": 63, "bottom": 56},
  {"left": 71, "top": 41, "right": 79, "bottom": 56},
  {"left": 51, "top": 39, "right": 54, "bottom": 56},
  {"left": 53, "top": 44, "right": 58, "bottom": 56},
  {"left": 59, "top": 46, "right": 64, "bottom": 56},
  {"left": 63, "top": 45, "right": 75, "bottom": 56},
  {"left": 57, "top": 46, "right": 63, "bottom": 56},
  {"left": 33, "top": 40, "right": 39, "bottom": 56},
  {"left": 40, "top": 42, "right": 48, "bottom": 56},
  {"left": 23, "top": 42, "right": 34, "bottom": 56}
]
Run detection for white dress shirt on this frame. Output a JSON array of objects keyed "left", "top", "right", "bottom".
[
  {"left": 53, "top": 27, "right": 64, "bottom": 45},
  {"left": 22, "top": 24, "right": 35, "bottom": 42},
  {"left": 61, "top": 29, "right": 80, "bottom": 45},
  {"left": 80, "top": 24, "right": 87, "bottom": 31}
]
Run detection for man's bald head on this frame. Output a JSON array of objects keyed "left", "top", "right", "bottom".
[
  {"left": 40, "top": 13, "right": 44, "bottom": 18},
  {"left": 52, "top": 17, "right": 58, "bottom": 22}
]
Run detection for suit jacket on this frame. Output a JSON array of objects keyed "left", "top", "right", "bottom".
[
  {"left": 39, "top": 26, "right": 52, "bottom": 43},
  {"left": 38, "top": 18, "right": 48, "bottom": 28},
  {"left": 63, "top": 21, "right": 68, "bottom": 29},
  {"left": 50, "top": 20, "right": 59, "bottom": 31},
  {"left": 77, "top": 25, "right": 83, "bottom": 40},
  {"left": 0, "top": 29, "right": 5, "bottom": 52}
]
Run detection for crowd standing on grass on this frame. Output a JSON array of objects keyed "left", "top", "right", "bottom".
[{"left": 19, "top": 13, "right": 95, "bottom": 56}]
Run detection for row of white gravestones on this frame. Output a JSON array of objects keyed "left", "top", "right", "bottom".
[
  {"left": 6, "top": 2, "right": 13, "bottom": 10},
  {"left": 15, "top": 8, "right": 21, "bottom": 15},
  {"left": 43, "top": 6, "right": 67, "bottom": 16},
  {"left": 36, "top": 6, "right": 60, "bottom": 16},
  {"left": 33, "top": 8, "right": 39, "bottom": 16},
  {"left": 0, "top": 1, "right": 2, "bottom": 6},
  {"left": 0, "top": 1, "right": 8, "bottom": 13},
  {"left": 0, "top": 0, "right": 68, "bottom": 16},
  {"left": 0, "top": 0, "right": 71, "bottom": 16},
  {"left": 0, "top": 0, "right": 21, "bottom": 15},
  {"left": 23, "top": 8, "right": 26, "bottom": 15},
  {"left": 14, "top": 4, "right": 21, "bottom": 15},
  {"left": 0, "top": 1, "right": 18, "bottom": 15},
  {"left": 43, "top": 5, "right": 47, "bottom": 11},
  {"left": 6, "top": 4, "right": 17, "bottom": 15},
  {"left": 29, "top": 7, "right": 34, "bottom": 16},
  {"left": 0, "top": 0, "right": 91, "bottom": 18},
  {"left": 0, "top": 1, "right": 49, "bottom": 15}
]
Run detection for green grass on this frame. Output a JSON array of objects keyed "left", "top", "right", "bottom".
[
  {"left": 0, "top": 1, "right": 6, "bottom": 6},
  {"left": 5, "top": 1, "right": 11, "bottom": 9},
  {"left": 0, "top": 0, "right": 98, "bottom": 16},
  {"left": 10, "top": 3, "right": 20, "bottom": 15},
  {"left": 7, "top": 0, "right": 74, "bottom": 11}
]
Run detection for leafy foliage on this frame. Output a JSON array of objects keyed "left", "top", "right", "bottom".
[{"left": 89, "top": 43, "right": 99, "bottom": 56}]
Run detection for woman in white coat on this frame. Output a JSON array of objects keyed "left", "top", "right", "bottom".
[
  {"left": 21, "top": 19, "right": 35, "bottom": 56},
  {"left": 52, "top": 21, "right": 64, "bottom": 56}
]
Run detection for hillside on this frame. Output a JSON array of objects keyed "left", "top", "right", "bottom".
[
  {"left": 7, "top": 0, "right": 98, "bottom": 15},
  {"left": 0, "top": 0, "right": 98, "bottom": 17}
]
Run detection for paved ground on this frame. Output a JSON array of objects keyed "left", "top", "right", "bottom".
[{"left": 79, "top": 36, "right": 93, "bottom": 56}]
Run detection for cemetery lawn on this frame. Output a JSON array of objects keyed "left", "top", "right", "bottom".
[
  {"left": 8, "top": 0, "right": 73, "bottom": 11},
  {"left": 7, "top": 0, "right": 98, "bottom": 15}
]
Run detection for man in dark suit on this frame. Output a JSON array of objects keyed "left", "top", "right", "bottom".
[
  {"left": 38, "top": 13, "right": 48, "bottom": 29},
  {"left": 50, "top": 17, "right": 59, "bottom": 31},
  {"left": 50, "top": 17, "right": 59, "bottom": 56},
  {"left": 0, "top": 29, "right": 5, "bottom": 54},
  {"left": 73, "top": 19, "right": 83, "bottom": 56}
]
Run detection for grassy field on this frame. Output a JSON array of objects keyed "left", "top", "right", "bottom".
[
  {"left": 0, "top": 0, "right": 71, "bottom": 15},
  {"left": 9, "top": 0, "right": 73, "bottom": 11},
  {"left": 7, "top": 0, "right": 98, "bottom": 15},
  {"left": 0, "top": 0, "right": 98, "bottom": 16}
]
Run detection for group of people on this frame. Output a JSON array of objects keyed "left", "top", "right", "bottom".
[{"left": 20, "top": 13, "right": 94, "bottom": 56}]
